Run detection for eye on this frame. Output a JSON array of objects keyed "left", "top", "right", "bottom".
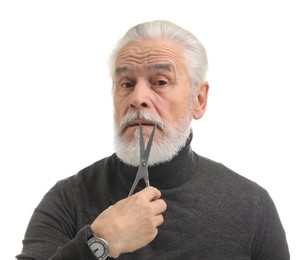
[
  {"left": 121, "top": 82, "right": 135, "bottom": 88},
  {"left": 153, "top": 80, "right": 167, "bottom": 87}
]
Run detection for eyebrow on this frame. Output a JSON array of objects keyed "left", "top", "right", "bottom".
[
  {"left": 115, "top": 66, "right": 130, "bottom": 75},
  {"left": 115, "top": 63, "right": 173, "bottom": 76},
  {"left": 145, "top": 63, "right": 173, "bottom": 72}
]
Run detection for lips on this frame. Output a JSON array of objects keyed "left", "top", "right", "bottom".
[
  {"left": 124, "top": 120, "right": 162, "bottom": 132},
  {"left": 127, "top": 120, "right": 155, "bottom": 129}
]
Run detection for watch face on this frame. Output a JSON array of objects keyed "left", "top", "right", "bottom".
[{"left": 88, "top": 237, "right": 108, "bottom": 259}]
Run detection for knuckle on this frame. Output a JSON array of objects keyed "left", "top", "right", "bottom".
[
  {"left": 154, "top": 187, "right": 161, "bottom": 197},
  {"left": 161, "top": 200, "right": 167, "bottom": 210},
  {"left": 160, "top": 214, "right": 164, "bottom": 224},
  {"left": 141, "top": 204, "right": 153, "bottom": 215},
  {"left": 148, "top": 217, "right": 157, "bottom": 228},
  {"left": 134, "top": 191, "right": 146, "bottom": 201},
  {"left": 155, "top": 214, "right": 164, "bottom": 227},
  {"left": 157, "top": 199, "right": 167, "bottom": 212}
]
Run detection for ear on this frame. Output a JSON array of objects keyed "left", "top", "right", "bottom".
[{"left": 193, "top": 82, "right": 209, "bottom": 120}]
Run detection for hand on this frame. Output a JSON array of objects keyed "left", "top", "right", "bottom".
[{"left": 90, "top": 186, "right": 167, "bottom": 258}]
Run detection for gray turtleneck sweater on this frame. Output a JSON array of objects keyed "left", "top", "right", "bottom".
[{"left": 17, "top": 135, "right": 289, "bottom": 259}]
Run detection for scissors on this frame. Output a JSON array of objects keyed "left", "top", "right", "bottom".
[{"left": 128, "top": 123, "right": 156, "bottom": 197}]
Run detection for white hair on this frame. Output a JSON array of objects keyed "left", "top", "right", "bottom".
[{"left": 109, "top": 20, "right": 208, "bottom": 91}]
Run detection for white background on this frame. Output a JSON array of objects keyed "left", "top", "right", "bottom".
[{"left": 1, "top": 1, "right": 307, "bottom": 259}]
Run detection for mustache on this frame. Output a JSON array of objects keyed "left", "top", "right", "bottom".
[{"left": 119, "top": 110, "right": 165, "bottom": 132}]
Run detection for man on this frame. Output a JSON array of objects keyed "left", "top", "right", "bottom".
[{"left": 17, "top": 20, "right": 289, "bottom": 259}]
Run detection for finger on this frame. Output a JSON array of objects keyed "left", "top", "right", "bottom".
[
  {"left": 151, "top": 199, "right": 167, "bottom": 215},
  {"left": 135, "top": 186, "right": 161, "bottom": 201},
  {"left": 155, "top": 214, "right": 164, "bottom": 227}
]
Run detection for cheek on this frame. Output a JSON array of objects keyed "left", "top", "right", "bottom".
[
  {"left": 113, "top": 96, "right": 132, "bottom": 127},
  {"left": 113, "top": 98, "right": 122, "bottom": 122},
  {"left": 156, "top": 99, "right": 189, "bottom": 125},
  {"left": 166, "top": 91, "right": 191, "bottom": 115}
]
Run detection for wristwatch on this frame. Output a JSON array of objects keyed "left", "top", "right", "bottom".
[{"left": 87, "top": 225, "right": 111, "bottom": 260}]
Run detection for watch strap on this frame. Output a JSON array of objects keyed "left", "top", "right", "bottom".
[{"left": 86, "top": 225, "right": 111, "bottom": 260}]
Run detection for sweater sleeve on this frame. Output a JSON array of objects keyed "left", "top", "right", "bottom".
[
  {"left": 252, "top": 190, "right": 290, "bottom": 260},
  {"left": 16, "top": 180, "right": 97, "bottom": 260}
]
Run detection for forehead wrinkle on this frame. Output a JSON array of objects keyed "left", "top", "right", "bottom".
[
  {"left": 115, "top": 43, "right": 187, "bottom": 80},
  {"left": 116, "top": 50, "right": 144, "bottom": 66},
  {"left": 116, "top": 56, "right": 181, "bottom": 77},
  {"left": 117, "top": 43, "right": 183, "bottom": 63}
]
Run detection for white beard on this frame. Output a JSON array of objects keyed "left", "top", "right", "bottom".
[{"left": 114, "top": 109, "right": 192, "bottom": 167}]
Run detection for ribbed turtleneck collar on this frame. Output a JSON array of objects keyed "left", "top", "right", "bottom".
[{"left": 114, "top": 132, "right": 198, "bottom": 192}]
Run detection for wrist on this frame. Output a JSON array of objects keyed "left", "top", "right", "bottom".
[
  {"left": 86, "top": 225, "right": 111, "bottom": 260},
  {"left": 90, "top": 221, "right": 122, "bottom": 258}
]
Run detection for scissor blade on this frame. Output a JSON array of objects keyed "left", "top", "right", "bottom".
[
  {"left": 139, "top": 123, "right": 145, "bottom": 155},
  {"left": 128, "top": 174, "right": 139, "bottom": 197},
  {"left": 128, "top": 124, "right": 156, "bottom": 197},
  {"left": 142, "top": 124, "right": 156, "bottom": 164}
]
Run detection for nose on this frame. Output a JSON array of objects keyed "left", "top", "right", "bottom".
[{"left": 129, "top": 80, "right": 150, "bottom": 109}]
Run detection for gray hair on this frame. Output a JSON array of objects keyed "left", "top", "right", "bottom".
[{"left": 109, "top": 20, "right": 208, "bottom": 91}]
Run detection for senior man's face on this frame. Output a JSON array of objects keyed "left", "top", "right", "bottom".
[{"left": 113, "top": 39, "right": 196, "bottom": 166}]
